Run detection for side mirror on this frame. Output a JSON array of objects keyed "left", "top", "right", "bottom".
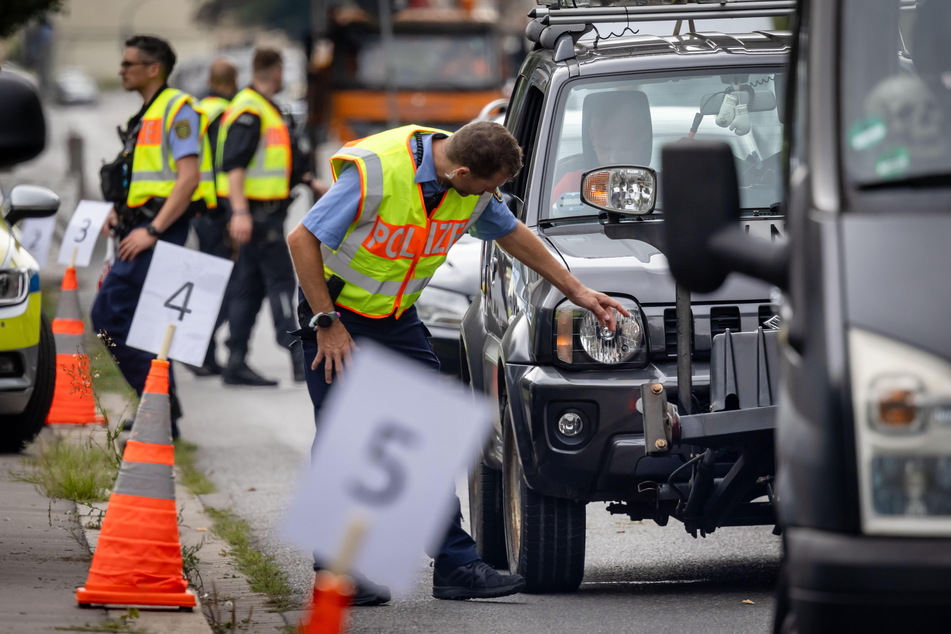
[
  {"left": 660, "top": 141, "right": 787, "bottom": 292},
  {"left": 5, "top": 185, "right": 61, "bottom": 226},
  {"left": 0, "top": 72, "right": 46, "bottom": 169}
]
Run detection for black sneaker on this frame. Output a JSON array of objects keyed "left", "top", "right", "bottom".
[
  {"left": 222, "top": 363, "right": 278, "bottom": 387},
  {"left": 351, "top": 577, "right": 391, "bottom": 606},
  {"left": 432, "top": 560, "right": 526, "bottom": 600}
]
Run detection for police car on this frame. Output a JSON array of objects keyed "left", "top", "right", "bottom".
[{"left": 0, "top": 71, "right": 60, "bottom": 452}]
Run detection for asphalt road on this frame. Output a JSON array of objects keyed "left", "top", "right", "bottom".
[{"left": 15, "top": 91, "right": 782, "bottom": 633}]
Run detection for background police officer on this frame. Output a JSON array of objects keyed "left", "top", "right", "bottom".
[
  {"left": 186, "top": 56, "right": 239, "bottom": 378},
  {"left": 218, "top": 46, "right": 324, "bottom": 386},
  {"left": 92, "top": 34, "right": 216, "bottom": 439}
]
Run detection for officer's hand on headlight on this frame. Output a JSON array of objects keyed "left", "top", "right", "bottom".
[
  {"left": 570, "top": 288, "right": 630, "bottom": 331},
  {"left": 229, "top": 213, "right": 252, "bottom": 245},
  {"left": 314, "top": 322, "right": 358, "bottom": 384},
  {"left": 117, "top": 227, "right": 157, "bottom": 261}
]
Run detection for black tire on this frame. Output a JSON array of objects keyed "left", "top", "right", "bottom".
[
  {"left": 502, "top": 402, "right": 586, "bottom": 593},
  {"left": 468, "top": 459, "right": 508, "bottom": 568},
  {"left": 0, "top": 312, "right": 56, "bottom": 453}
]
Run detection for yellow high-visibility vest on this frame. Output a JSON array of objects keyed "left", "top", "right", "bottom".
[
  {"left": 127, "top": 87, "right": 217, "bottom": 210},
  {"left": 199, "top": 95, "right": 231, "bottom": 197},
  {"left": 323, "top": 125, "right": 493, "bottom": 318},
  {"left": 216, "top": 88, "right": 291, "bottom": 200}
]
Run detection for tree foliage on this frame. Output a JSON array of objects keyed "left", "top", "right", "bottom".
[{"left": 0, "top": 0, "right": 65, "bottom": 39}]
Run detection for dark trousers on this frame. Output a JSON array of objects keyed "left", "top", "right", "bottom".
[
  {"left": 225, "top": 210, "right": 298, "bottom": 366},
  {"left": 191, "top": 211, "right": 234, "bottom": 367},
  {"left": 90, "top": 220, "right": 189, "bottom": 437},
  {"left": 299, "top": 300, "right": 480, "bottom": 574}
]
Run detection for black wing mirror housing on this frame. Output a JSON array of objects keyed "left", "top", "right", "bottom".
[{"left": 660, "top": 140, "right": 787, "bottom": 292}]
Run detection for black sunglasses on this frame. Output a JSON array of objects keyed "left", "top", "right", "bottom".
[{"left": 120, "top": 60, "right": 155, "bottom": 68}]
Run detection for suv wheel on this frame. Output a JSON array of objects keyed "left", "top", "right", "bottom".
[
  {"left": 502, "top": 403, "right": 586, "bottom": 593},
  {"left": 0, "top": 313, "right": 55, "bottom": 453},
  {"left": 468, "top": 460, "right": 508, "bottom": 568}
]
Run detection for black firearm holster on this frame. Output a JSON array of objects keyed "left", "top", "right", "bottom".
[{"left": 113, "top": 197, "right": 165, "bottom": 238}]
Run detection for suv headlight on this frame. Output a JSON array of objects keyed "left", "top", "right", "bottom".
[
  {"left": 555, "top": 297, "right": 647, "bottom": 366},
  {"left": 0, "top": 268, "right": 29, "bottom": 306},
  {"left": 851, "top": 328, "right": 951, "bottom": 535}
]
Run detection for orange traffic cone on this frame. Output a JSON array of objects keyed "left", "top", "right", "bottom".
[
  {"left": 76, "top": 356, "right": 196, "bottom": 608},
  {"left": 299, "top": 571, "right": 354, "bottom": 634},
  {"left": 46, "top": 265, "right": 105, "bottom": 426}
]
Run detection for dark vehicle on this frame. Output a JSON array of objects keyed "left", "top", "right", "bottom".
[
  {"left": 661, "top": 0, "right": 951, "bottom": 631},
  {"left": 462, "top": 0, "right": 792, "bottom": 592},
  {"left": 0, "top": 71, "right": 60, "bottom": 452}
]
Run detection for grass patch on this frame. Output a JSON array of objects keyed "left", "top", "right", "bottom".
[
  {"left": 174, "top": 439, "right": 217, "bottom": 496},
  {"left": 18, "top": 433, "right": 119, "bottom": 503},
  {"left": 53, "top": 609, "right": 143, "bottom": 632},
  {"left": 206, "top": 508, "right": 297, "bottom": 611}
]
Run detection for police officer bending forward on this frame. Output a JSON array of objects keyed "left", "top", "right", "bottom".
[{"left": 287, "top": 121, "right": 629, "bottom": 604}]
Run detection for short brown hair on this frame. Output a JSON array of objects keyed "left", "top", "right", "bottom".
[
  {"left": 446, "top": 121, "right": 523, "bottom": 181},
  {"left": 252, "top": 47, "right": 283, "bottom": 76}
]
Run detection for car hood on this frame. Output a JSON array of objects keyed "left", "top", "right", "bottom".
[{"left": 544, "top": 226, "right": 773, "bottom": 303}]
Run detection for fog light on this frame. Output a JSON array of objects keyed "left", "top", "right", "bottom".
[
  {"left": 0, "top": 353, "right": 22, "bottom": 378},
  {"left": 558, "top": 411, "right": 585, "bottom": 437}
]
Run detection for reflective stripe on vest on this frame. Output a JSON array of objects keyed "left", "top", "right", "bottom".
[
  {"left": 217, "top": 88, "right": 290, "bottom": 201},
  {"left": 321, "top": 125, "right": 491, "bottom": 318},
  {"left": 127, "top": 88, "right": 217, "bottom": 209}
]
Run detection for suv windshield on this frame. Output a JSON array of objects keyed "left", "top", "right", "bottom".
[
  {"left": 843, "top": 0, "right": 951, "bottom": 188},
  {"left": 545, "top": 69, "right": 785, "bottom": 220}
]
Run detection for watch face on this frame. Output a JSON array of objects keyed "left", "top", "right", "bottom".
[{"left": 316, "top": 314, "right": 333, "bottom": 328}]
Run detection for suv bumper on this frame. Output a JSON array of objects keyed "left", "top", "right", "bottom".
[
  {"left": 786, "top": 526, "right": 951, "bottom": 629},
  {"left": 505, "top": 361, "right": 701, "bottom": 501}
]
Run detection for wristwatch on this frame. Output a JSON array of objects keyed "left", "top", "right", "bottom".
[
  {"left": 309, "top": 311, "right": 341, "bottom": 330},
  {"left": 145, "top": 223, "right": 162, "bottom": 237}
]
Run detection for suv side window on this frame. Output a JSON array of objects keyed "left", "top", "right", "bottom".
[{"left": 508, "top": 83, "right": 545, "bottom": 218}]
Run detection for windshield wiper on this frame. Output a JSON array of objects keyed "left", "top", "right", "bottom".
[
  {"left": 859, "top": 172, "right": 951, "bottom": 191},
  {"left": 538, "top": 215, "right": 601, "bottom": 227}
]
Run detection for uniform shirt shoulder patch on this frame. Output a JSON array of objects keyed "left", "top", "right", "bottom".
[
  {"left": 174, "top": 120, "right": 192, "bottom": 140},
  {"left": 493, "top": 188, "right": 503, "bottom": 203}
]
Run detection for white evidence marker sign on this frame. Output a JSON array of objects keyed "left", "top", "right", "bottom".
[
  {"left": 126, "top": 241, "right": 233, "bottom": 366},
  {"left": 18, "top": 216, "right": 56, "bottom": 268},
  {"left": 280, "top": 340, "right": 494, "bottom": 595},
  {"left": 57, "top": 200, "right": 112, "bottom": 267}
]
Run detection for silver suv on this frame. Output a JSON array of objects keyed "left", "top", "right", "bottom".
[{"left": 462, "top": 0, "right": 792, "bottom": 593}]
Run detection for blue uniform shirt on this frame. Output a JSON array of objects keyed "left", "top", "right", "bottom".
[
  {"left": 167, "top": 102, "right": 201, "bottom": 161},
  {"left": 301, "top": 132, "right": 518, "bottom": 250}
]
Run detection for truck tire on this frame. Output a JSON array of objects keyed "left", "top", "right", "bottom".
[
  {"left": 0, "top": 313, "right": 55, "bottom": 453},
  {"left": 502, "top": 407, "right": 585, "bottom": 593},
  {"left": 468, "top": 460, "right": 508, "bottom": 568}
]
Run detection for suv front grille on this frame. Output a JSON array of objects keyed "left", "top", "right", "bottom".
[
  {"left": 664, "top": 308, "right": 694, "bottom": 356},
  {"left": 710, "top": 306, "right": 741, "bottom": 338},
  {"left": 661, "top": 304, "right": 771, "bottom": 358}
]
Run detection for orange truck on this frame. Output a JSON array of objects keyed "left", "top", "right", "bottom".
[{"left": 322, "top": 0, "right": 511, "bottom": 143}]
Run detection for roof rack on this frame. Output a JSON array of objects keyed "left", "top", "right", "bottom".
[{"left": 526, "top": 0, "right": 795, "bottom": 61}]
